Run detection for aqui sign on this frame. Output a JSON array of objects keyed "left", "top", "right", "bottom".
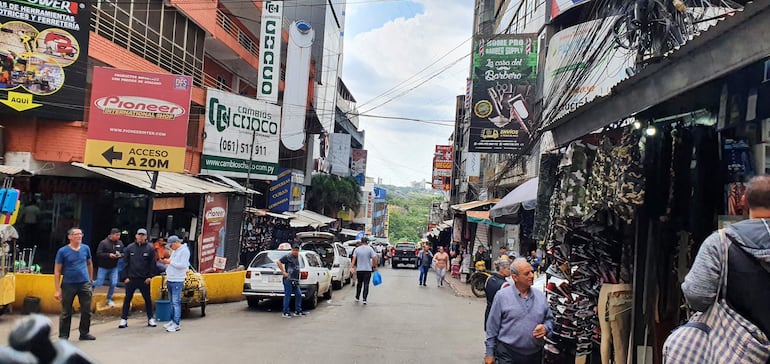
[
  {"left": 201, "top": 88, "right": 281, "bottom": 180},
  {"left": 84, "top": 67, "right": 192, "bottom": 172}
]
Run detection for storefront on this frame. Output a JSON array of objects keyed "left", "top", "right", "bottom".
[{"left": 534, "top": 3, "right": 770, "bottom": 363}]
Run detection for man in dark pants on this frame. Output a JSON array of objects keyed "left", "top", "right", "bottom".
[
  {"left": 53, "top": 227, "right": 95, "bottom": 340},
  {"left": 350, "top": 237, "right": 378, "bottom": 304},
  {"left": 485, "top": 258, "right": 553, "bottom": 364},
  {"left": 118, "top": 228, "right": 158, "bottom": 328},
  {"left": 484, "top": 258, "right": 511, "bottom": 330},
  {"left": 276, "top": 244, "right": 304, "bottom": 318}
]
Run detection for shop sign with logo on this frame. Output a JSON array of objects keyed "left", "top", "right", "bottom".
[
  {"left": 85, "top": 67, "right": 192, "bottom": 172},
  {"left": 199, "top": 193, "right": 228, "bottom": 273},
  {"left": 257, "top": 1, "right": 283, "bottom": 103},
  {"left": 202, "top": 88, "right": 281, "bottom": 180},
  {"left": 0, "top": 0, "right": 92, "bottom": 120},
  {"left": 469, "top": 34, "right": 539, "bottom": 154}
]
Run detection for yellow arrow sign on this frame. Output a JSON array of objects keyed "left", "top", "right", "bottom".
[{"left": 0, "top": 91, "right": 43, "bottom": 112}]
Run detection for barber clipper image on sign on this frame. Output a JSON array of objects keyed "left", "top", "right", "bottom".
[{"left": 469, "top": 35, "right": 538, "bottom": 154}]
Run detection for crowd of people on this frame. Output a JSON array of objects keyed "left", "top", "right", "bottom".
[{"left": 53, "top": 227, "right": 191, "bottom": 340}]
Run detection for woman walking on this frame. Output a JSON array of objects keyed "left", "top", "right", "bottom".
[{"left": 433, "top": 246, "right": 449, "bottom": 287}]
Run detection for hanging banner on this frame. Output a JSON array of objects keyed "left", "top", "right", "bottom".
[
  {"left": 469, "top": 34, "right": 539, "bottom": 154},
  {"left": 85, "top": 67, "right": 192, "bottom": 172},
  {"left": 257, "top": 1, "right": 283, "bottom": 103},
  {"left": 201, "top": 88, "right": 281, "bottom": 180},
  {"left": 199, "top": 193, "right": 228, "bottom": 273},
  {"left": 0, "top": 0, "right": 91, "bottom": 120},
  {"left": 351, "top": 149, "right": 367, "bottom": 186}
]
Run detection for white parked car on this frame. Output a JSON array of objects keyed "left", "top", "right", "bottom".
[
  {"left": 242, "top": 249, "right": 333, "bottom": 309},
  {"left": 296, "top": 232, "right": 352, "bottom": 290}
]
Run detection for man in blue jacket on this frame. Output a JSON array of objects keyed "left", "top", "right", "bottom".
[{"left": 119, "top": 228, "right": 158, "bottom": 329}]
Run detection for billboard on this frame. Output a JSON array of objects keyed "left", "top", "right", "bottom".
[
  {"left": 432, "top": 145, "right": 452, "bottom": 191},
  {"left": 85, "top": 67, "right": 192, "bottom": 172},
  {"left": 551, "top": 0, "right": 591, "bottom": 21},
  {"left": 351, "top": 149, "right": 367, "bottom": 186},
  {"left": 257, "top": 1, "right": 283, "bottom": 103},
  {"left": 202, "top": 88, "right": 281, "bottom": 180},
  {"left": 200, "top": 193, "right": 228, "bottom": 273},
  {"left": 543, "top": 17, "right": 633, "bottom": 124},
  {"left": 0, "top": 0, "right": 91, "bottom": 120},
  {"left": 469, "top": 34, "right": 539, "bottom": 153},
  {"left": 329, "top": 133, "right": 351, "bottom": 176}
]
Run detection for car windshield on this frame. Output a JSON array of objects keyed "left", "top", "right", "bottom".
[{"left": 249, "top": 251, "right": 305, "bottom": 269}]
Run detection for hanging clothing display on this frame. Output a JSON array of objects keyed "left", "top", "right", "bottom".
[
  {"left": 542, "top": 131, "right": 640, "bottom": 363},
  {"left": 534, "top": 152, "right": 563, "bottom": 240}
]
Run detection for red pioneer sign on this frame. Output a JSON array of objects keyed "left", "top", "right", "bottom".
[{"left": 84, "top": 67, "right": 192, "bottom": 172}]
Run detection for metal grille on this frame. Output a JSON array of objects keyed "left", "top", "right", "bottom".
[{"left": 90, "top": 0, "right": 205, "bottom": 87}]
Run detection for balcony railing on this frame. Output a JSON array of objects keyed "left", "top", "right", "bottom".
[{"left": 216, "top": 9, "right": 259, "bottom": 58}]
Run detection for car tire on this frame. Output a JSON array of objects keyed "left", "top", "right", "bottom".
[
  {"left": 323, "top": 284, "right": 333, "bottom": 300},
  {"left": 304, "top": 285, "right": 318, "bottom": 309},
  {"left": 393, "top": 263, "right": 399, "bottom": 269},
  {"left": 247, "top": 297, "right": 260, "bottom": 308},
  {"left": 201, "top": 290, "right": 207, "bottom": 317},
  {"left": 332, "top": 280, "right": 342, "bottom": 290}
]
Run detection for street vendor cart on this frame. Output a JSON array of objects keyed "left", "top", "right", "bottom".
[
  {"left": 160, "top": 268, "right": 208, "bottom": 317},
  {"left": 0, "top": 224, "right": 19, "bottom": 315}
]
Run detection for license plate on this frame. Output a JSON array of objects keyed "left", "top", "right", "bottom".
[{"left": 269, "top": 276, "right": 281, "bottom": 283}]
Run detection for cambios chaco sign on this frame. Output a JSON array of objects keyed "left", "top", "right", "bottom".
[
  {"left": 257, "top": 1, "right": 283, "bottom": 104},
  {"left": 85, "top": 67, "right": 192, "bottom": 172}
]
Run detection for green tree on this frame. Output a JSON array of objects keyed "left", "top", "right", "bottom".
[
  {"left": 306, "top": 174, "right": 362, "bottom": 217},
  {"left": 381, "top": 186, "right": 443, "bottom": 242}
]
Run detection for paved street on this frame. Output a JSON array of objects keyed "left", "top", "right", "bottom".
[{"left": 0, "top": 266, "right": 485, "bottom": 363}]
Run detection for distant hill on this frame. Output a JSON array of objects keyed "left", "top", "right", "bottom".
[{"left": 380, "top": 184, "right": 443, "bottom": 242}]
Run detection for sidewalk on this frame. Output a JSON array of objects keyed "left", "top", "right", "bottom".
[{"left": 445, "top": 274, "right": 475, "bottom": 298}]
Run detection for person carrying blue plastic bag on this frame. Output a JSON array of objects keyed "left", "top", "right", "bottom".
[{"left": 372, "top": 271, "right": 382, "bottom": 286}]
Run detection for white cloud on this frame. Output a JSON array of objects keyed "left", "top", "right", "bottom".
[{"left": 342, "top": 0, "right": 474, "bottom": 186}]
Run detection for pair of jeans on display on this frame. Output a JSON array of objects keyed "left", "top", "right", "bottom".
[{"left": 598, "top": 284, "right": 632, "bottom": 364}]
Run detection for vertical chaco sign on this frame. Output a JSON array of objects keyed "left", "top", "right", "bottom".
[{"left": 257, "top": 1, "right": 283, "bottom": 103}]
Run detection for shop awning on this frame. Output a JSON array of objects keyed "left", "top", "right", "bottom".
[
  {"left": 489, "top": 178, "right": 539, "bottom": 223},
  {"left": 71, "top": 162, "right": 237, "bottom": 195},
  {"left": 0, "top": 165, "right": 31, "bottom": 176},
  {"left": 427, "top": 220, "right": 453, "bottom": 238},
  {"left": 200, "top": 175, "right": 262, "bottom": 195},
  {"left": 542, "top": 2, "right": 770, "bottom": 146},
  {"left": 451, "top": 199, "right": 501, "bottom": 212},
  {"left": 245, "top": 207, "right": 291, "bottom": 219},
  {"left": 339, "top": 228, "right": 363, "bottom": 237},
  {"left": 283, "top": 210, "right": 336, "bottom": 228},
  {"left": 466, "top": 210, "right": 505, "bottom": 228}
]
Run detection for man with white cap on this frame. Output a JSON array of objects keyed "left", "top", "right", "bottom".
[
  {"left": 160, "top": 235, "right": 189, "bottom": 332},
  {"left": 119, "top": 228, "right": 158, "bottom": 329}
]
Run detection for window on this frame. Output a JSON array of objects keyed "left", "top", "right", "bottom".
[
  {"left": 216, "top": 75, "right": 227, "bottom": 90},
  {"left": 306, "top": 254, "right": 321, "bottom": 267}
]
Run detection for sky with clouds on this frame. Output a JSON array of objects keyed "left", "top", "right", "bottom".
[{"left": 341, "top": 0, "right": 474, "bottom": 187}]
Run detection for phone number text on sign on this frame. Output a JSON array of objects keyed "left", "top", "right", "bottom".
[{"left": 219, "top": 137, "right": 269, "bottom": 156}]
